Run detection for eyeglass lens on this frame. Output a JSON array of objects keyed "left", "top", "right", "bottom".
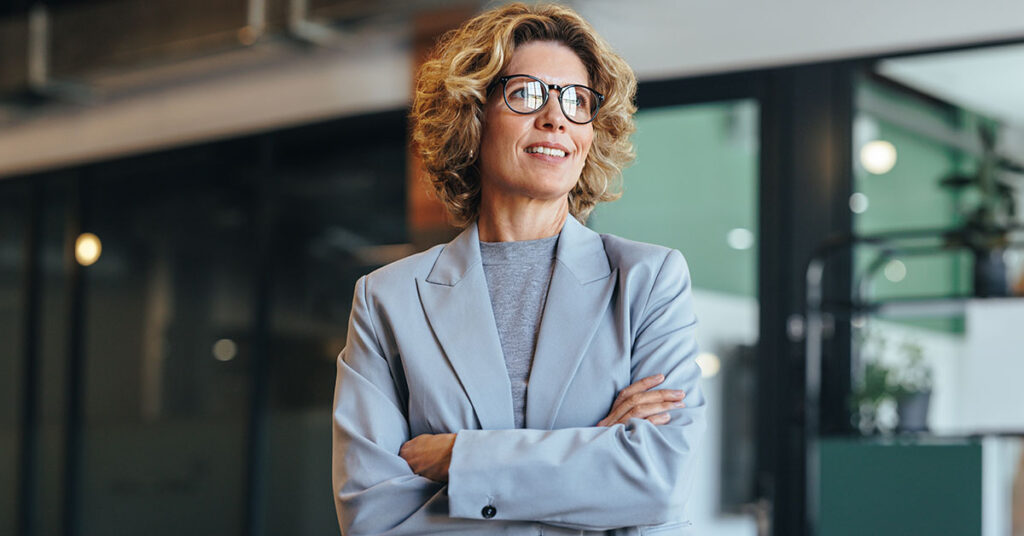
[{"left": 503, "top": 76, "right": 598, "bottom": 123}]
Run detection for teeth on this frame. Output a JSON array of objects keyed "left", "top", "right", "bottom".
[{"left": 525, "top": 146, "right": 567, "bottom": 157}]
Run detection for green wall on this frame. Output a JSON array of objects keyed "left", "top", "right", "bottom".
[
  {"left": 819, "top": 438, "right": 982, "bottom": 536},
  {"left": 854, "top": 80, "right": 979, "bottom": 332},
  {"left": 590, "top": 100, "right": 759, "bottom": 298}
]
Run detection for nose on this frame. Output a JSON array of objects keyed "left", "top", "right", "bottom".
[{"left": 534, "top": 89, "right": 567, "bottom": 132}]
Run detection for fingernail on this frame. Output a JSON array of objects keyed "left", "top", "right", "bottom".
[
  {"left": 672, "top": 390, "right": 684, "bottom": 397},
  {"left": 655, "top": 374, "right": 665, "bottom": 381},
  {"left": 674, "top": 401, "right": 686, "bottom": 407}
]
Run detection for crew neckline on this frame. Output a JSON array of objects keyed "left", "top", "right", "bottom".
[{"left": 479, "top": 234, "right": 558, "bottom": 265}]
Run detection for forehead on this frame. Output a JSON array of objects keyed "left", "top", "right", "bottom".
[{"left": 504, "top": 41, "right": 590, "bottom": 87}]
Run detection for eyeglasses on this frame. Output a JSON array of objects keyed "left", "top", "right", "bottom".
[{"left": 489, "top": 74, "right": 605, "bottom": 125}]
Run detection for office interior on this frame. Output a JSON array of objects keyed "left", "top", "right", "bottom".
[{"left": 1, "top": 1, "right": 1023, "bottom": 535}]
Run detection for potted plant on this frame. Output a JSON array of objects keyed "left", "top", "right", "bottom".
[
  {"left": 852, "top": 334, "right": 933, "bottom": 434},
  {"left": 940, "top": 123, "right": 1021, "bottom": 297},
  {"left": 889, "top": 340, "right": 933, "bottom": 432}
]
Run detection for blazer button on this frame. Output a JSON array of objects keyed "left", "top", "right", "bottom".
[{"left": 481, "top": 505, "right": 496, "bottom": 519}]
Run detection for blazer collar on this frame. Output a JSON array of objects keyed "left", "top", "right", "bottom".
[
  {"left": 418, "top": 214, "right": 617, "bottom": 431},
  {"left": 424, "top": 214, "right": 611, "bottom": 286}
]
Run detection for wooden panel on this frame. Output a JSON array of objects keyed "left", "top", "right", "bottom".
[{"left": 406, "top": 6, "right": 474, "bottom": 246}]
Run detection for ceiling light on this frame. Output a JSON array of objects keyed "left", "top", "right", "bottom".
[
  {"left": 849, "top": 192, "right": 870, "bottom": 214},
  {"left": 726, "top": 228, "right": 755, "bottom": 250},
  {"left": 75, "top": 233, "right": 102, "bottom": 266},
  {"left": 696, "top": 352, "right": 721, "bottom": 378},
  {"left": 860, "top": 140, "right": 897, "bottom": 174},
  {"left": 884, "top": 260, "right": 907, "bottom": 282}
]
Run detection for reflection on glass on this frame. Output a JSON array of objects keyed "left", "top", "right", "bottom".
[
  {"left": 849, "top": 192, "right": 870, "bottom": 214},
  {"left": 77, "top": 149, "right": 255, "bottom": 535},
  {"left": 75, "top": 233, "right": 102, "bottom": 266},
  {"left": 212, "top": 339, "right": 237, "bottom": 362},
  {"left": 263, "top": 115, "right": 406, "bottom": 535}
]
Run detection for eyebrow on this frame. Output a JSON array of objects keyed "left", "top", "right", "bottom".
[{"left": 501, "top": 73, "right": 593, "bottom": 88}]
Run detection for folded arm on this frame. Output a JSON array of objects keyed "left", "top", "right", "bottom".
[{"left": 443, "top": 249, "right": 706, "bottom": 530}]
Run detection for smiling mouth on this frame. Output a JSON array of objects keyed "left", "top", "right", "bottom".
[{"left": 524, "top": 146, "right": 568, "bottom": 158}]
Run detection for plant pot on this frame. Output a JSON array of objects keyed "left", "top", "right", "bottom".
[
  {"left": 896, "top": 391, "right": 931, "bottom": 432},
  {"left": 974, "top": 248, "right": 1009, "bottom": 298}
]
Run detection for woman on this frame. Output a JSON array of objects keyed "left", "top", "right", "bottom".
[{"left": 333, "top": 4, "right": 705, "bottom": 534}]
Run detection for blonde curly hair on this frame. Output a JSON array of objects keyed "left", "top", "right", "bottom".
[{"left": 411, "top": 2, "right": 637, "bottom": 225}]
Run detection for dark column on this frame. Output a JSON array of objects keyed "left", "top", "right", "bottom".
[
  {"left": 757, "top": 62, "right": 855, "bottom": 536},
  {"left": 18, "top": 182, "right": 42, "bottom": 536}
]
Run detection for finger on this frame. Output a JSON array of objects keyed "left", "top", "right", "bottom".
[
  {"left": 607, "top": 395, "right": 685, "bottom": 425},
  {"left": 605, "top": 389, "right": 685, "bottom": 425},
  {"left": 629, "top": 389, "right": 685, "bottom": 406},
  {"left": 613, "top": 374, "right": 665, "bottom": 408},
  {"left": 398, "top": 435, "right": 425, "bottom": 461},
  {"left": 399, "top": 444, "right": 416, "bottom": 463},
  {"left": 645, "top": 413, "right": 671, "bottom": 425},
  {"left": 615, "top": 400, "right": 685, "bottom": 425}
]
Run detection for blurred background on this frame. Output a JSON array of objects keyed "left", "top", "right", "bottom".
[{"left": 1, "top": 1, "right": 1024, "bottom": 535}]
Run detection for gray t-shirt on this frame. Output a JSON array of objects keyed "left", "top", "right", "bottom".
[{"left": 479, "top": 235, "right": 559, "bottom": 429}]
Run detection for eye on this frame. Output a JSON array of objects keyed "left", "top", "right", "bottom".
[
  {"left": 568, "top": 87, "right": 593, "bottom": 107},
  {"left": 505, "top": 79, "right": 546, "bottom": 110}
]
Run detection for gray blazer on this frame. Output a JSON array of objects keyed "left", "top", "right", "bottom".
[{"left": 333, "top": 215, "right": 706, "bottom": 535}]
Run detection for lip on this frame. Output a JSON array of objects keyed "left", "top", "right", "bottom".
[{"left": 523, "top": 141, "right": 572, "bottom": 156}]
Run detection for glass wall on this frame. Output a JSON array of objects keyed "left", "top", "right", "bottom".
[
  {"left": 850, "top": 61, "right": 1024, "bottom": 441},
  {"left": 591, "top": 100, "right": 759, "bottom": 297},
  {"left": 853, "top": 79, "right": 973, "bottom": 329},
  {"left": 263, "top": 116, "right": 407, "bottom": 534},
  {"left": 590, "top": 99, "right": 760, "bottom": 535},
  {"left": 75, "top": 142, "right": 258, "bottom": 535},
  {"left": 37, "top": 174, "right": 74, "bottom": 536},
  {"left": 2, "top": 110, "right": 408, "bottom": 535}
]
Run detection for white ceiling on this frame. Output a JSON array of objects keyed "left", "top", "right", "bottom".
[
  {"left": 878, "top": 42, "right": 1024, "bottom": 127},
  {"left": 573, "top": 0, "right": 1024, "bottom": 81}
]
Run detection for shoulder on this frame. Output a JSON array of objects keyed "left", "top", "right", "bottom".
[
  {"left": 596, "top": 233, "right": 696, "bottom": 328},
  {"left": 359, "top": 243, "right": 445, "bottom": 297},
  {"left": 598, "top": 232, "right": 690, "bottom": 280}
]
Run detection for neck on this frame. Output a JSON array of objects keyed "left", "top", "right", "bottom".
[{"left": 477, "top": 191, "right": 569, "bottom": 242}]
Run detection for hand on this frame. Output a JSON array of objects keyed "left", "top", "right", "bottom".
[
  {"left": 399, "top": 433, "right": 456, "bottom": 482},
  {"left": 597, "top": 374, "right": 685, "bottom": 427}
]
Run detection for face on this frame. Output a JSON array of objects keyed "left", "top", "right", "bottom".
[{"left": 478, "top": 40, "right": 595, "bottom": 205}]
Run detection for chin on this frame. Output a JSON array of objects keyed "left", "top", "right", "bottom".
[
  {"left": 519, "top": 185, "right": 575, "bottom": 202},
  {"left": 519, "top": 175, "right": 577, "bottom": 195}
]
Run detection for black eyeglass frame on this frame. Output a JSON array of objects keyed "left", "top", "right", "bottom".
[{"left": 488, "top": 74, "right": 605, "bottom": 125}]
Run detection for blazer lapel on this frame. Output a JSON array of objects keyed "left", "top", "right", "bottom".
[
  {"left": 416, "top": 223, "right": 516, "bottom": 431},
  {"left": 525, "top": 216, "right": 616, "bottom": 430}
]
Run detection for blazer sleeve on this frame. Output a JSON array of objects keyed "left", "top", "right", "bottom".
[
  {"left": 333, "top": 276, "right": 513, "bottom": 535},
  {"left": 446, "top": 249, "right": 707, "bottom": 531}
]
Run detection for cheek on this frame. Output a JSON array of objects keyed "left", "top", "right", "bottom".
[
  {"left": 480, "top": 116, "right": 522, "bottom": 161},
  {"left": 577, "top": 125, "right": 594, "bottom": 152},
  {"left": 576, "top": 133, "right": 594, "bottom": 165},
  {"left": 478, "top": 127, "right": 505, "bottom": 167}
]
